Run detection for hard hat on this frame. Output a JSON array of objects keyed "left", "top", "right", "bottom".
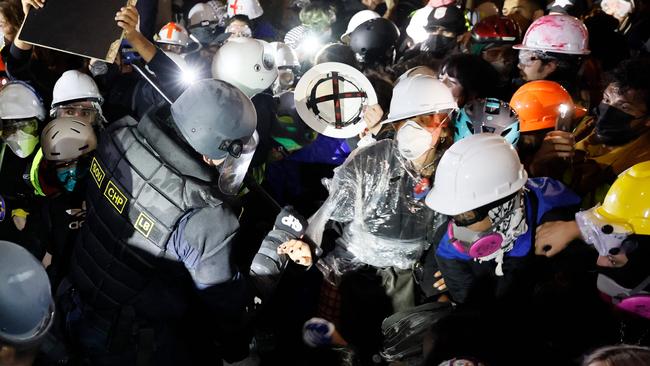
[
  {"left": 157, "top": 22, "right": 191, "bottom": 47},
  {"left": 270, "top": 42, "right": 300, "bottom": 69},
  {"left": 513, "top": 14, "right": 590, "bottom": 55},
  {"left": 0, "top": 81, "right": 46, "bottom": 121},
  {"left": 595, "top": 161, "right": 650, "bottom": 235},
  {"left": 382, "top": 74, "right": 457, "bottom": 124},
  {"left": 340, "top": 10, "right": 380, "bottom": 43},
  {"left": 454, "top": 98, "right": 520, "bottom": 146},
  {"left": 425, "top": 5, "right": 466, "bottom": 35},
  {"left": 189, "top": 2, "right": 225, "bottom": 27},
  {"left": 41, "top": 117, "right": 97, "bottom": 162},
  {"left": 211, "top": 37, "right": 278, "bottom": 97},
  {"left": 226, "top": 0, "right": 263, "bottom": 19},
  {"left": 171, "top": 79, "right": 257, "bottom": 159},
  {"left": 51, "top": 70, "right": 103, "bottom": 109},
  {"left": 0, "top": 240, "right": 54, "bottom": 348},
  {"left": 509, "top": 80, "right": 574, "bottom": 132},
  {"left": 349, "top": 18, "right": 400, "bottom": 65},
  {"left": 471, "top": 15, "right": 521, "bottom": 43},
  {"left": 406, "top": 6, "right": 433, "bottom": 44},
  {"left": 294, "top": 62, "right": 378, "bottom": 138},
  {"left": 425, "top": 134, "right": 528, "bottom": 215}
]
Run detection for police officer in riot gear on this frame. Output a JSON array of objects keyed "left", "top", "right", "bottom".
[{"left": 64, "top": 79, "right": 258, "bottom": 365}]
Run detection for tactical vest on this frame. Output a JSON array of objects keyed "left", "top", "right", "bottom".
[{"left": 70, "top": 113, "right": 223, "bottom": 321}]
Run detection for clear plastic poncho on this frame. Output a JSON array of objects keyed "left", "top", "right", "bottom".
[{"left": 307, "top": 139, "right": 446, "bottom": 285}]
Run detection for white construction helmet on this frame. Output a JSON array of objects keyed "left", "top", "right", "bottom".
[
  {"left": 157, "top": 22, "right": 191, "bottom": 47},
  {"left": 406, "top": 6, "right": 433, "bottom": 44},
  {"left": 513, "top": 14, "right": 590, "bottom": 55},
  {"left": 211, "top": 37, "right": 278, "bottom": 97},
  {"left": 382, "top": 74, "right": 457, "bottom": 124},
  {"left": 294, "top": 62, "right": 378, "bottom": 138},
  {"left": 425, "top": 134, "right": 528, "bottom": 215},
  {"left": 270, "top": 42, "right": 300, "bottom": 69},
  {"left": 340, "top": 10, "right": 381, "bottom": 43},
  {"left": 41, "top": 117, "right": 97, "bottom": 162},
  {"left": 189, "top": 2, "right": 224, "bottom": 27},
  {"left": 0, "top": 81, "right": 46, "bottom": 121},
  {"left": 226, "top": 0, "right": 263, "bottom": 19},
  {"left": 51, "top": 70, "right": 103, "bottom": 110}
]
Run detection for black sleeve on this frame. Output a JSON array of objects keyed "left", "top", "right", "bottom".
[
  {"left": 146, "top": 48, "right": 187, "bottom": 101},
  {"left": 435, "top": 254, "right": 476, "bottom": 304}
]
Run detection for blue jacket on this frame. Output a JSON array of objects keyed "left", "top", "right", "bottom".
[{"left": 436, "top": 177, "right": 581, "bottom": 261}]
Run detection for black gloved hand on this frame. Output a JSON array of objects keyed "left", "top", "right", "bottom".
[{"left": 274, "top": 206, "right": 308, "bottom": 239}]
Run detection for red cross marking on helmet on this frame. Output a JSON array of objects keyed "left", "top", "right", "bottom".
[
  {"left": 230, "top": 0, "right": 239, "bottom": 14},
  {"left": 165, "top": 22, "right": 183, "bottom": 39}
]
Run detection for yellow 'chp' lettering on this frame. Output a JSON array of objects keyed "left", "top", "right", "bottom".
[{"left": 104, "top": 181, "right": 128, "bottom": 214}]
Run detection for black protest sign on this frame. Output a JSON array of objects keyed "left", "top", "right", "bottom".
[{"left": 17, "top": 0, "right": 137, "bottom": 62}]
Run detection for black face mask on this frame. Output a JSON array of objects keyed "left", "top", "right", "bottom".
[
  {"left": 421, "top": 35, "right": 456, "bottom": 58},
  {"left": 594, "top": 103, "right": 644, "bottom": 146}
]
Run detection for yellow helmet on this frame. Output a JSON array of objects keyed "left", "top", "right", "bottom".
[{"left": 595, "top": 161, "right": 650, "bottom": 235}]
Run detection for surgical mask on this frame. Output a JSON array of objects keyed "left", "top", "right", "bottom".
[
  {"left": 396, "top": 120, "right": 433, "bottom": 160},
  {"left": 55, "top": 162, "right": 89, "bottom": 192},
  {"left": 4, "top": 130, "right": 39, "bottom": 158},
  {"left": 594, "top": 103, "right": 643, "bottom": 146}
]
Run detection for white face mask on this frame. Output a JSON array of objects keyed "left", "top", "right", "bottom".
[
  {"left": 4, "top": 129, "right": 39, "bottom": 158},
  {"left": 396, "top": 120, "right": 433, "bottom": 160},
  {"left": 601, "top": 0, "right": 633, "bottom": 20}
]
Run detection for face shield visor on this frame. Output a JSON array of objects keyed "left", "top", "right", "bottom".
[
  {"left": 217, "top": 130, "right": 259, "bottom": 195},
  {"left": 0, "top": 118, "right": 39, "bottom": 158}
]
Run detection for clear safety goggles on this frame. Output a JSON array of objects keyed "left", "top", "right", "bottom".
[
  {"left": 225, "top": 23, "right": 252, "bottom": 38},
  {"left": 54, "top": 105, "right": 98, "bottom": 119},
  {"left": 0, "top": 118, "right": 39, "bottom": 140},
  {"left": 576, "top": 206, "right": 634, "bottom": 257},
  {"left": 518, "top": 50, "right": 553, "bottom": 66}
]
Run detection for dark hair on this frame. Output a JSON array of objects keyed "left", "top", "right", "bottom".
[
  {"left": 440, "top": 54, "right": 499, "bottom": 103},
  {"left": 582, "top": 345, "right": 650, "bottom": 366},
  {"left": 226, "top": 14, "right": 251, "bottom": 27},
  {"left": 314, "top": 43, "right": 359, "bottom": 68},
  {"left": 607, "top": 57, "right": 650, "bottom": 110},
  {"left": 0, "top": 0, "right": 24, "bottom": 38}
]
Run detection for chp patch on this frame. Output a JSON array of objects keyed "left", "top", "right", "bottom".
[
  {"left": 104, "top": 180, "right": 128, "bottom": 214},
  {"left": 90, "top": 157, "right": 105, "bottom": 188}
]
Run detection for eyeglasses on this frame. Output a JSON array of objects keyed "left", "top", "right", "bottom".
[{"left": 56, "top": 106, "right": 98, "bottom": 119}]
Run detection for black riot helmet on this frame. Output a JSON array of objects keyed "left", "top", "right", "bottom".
[{"left": 349, "top": 18, "right": 400, "bottom": 67}]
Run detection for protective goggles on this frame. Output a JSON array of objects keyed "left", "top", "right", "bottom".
[
  {"left": 0, "top": 118, "right": 39, "bottom": 140},
  {"left": 576, "top": 207, "right": 636, "bottom": 257},
  {"left": 518, "top": 50, "right": 554, "bottom": 66},
  {"left": 54, "top": 106, "right": 98, "bottom": 119}
]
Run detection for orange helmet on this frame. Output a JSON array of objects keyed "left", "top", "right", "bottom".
[{"left": 509, "top": 80, "right": 575, "bottom": 132}]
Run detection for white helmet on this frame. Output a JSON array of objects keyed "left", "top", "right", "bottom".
[
  {"left": 226, "top": 0, "right": 263, "bottom": 19},
  {"left": 189, "top": 2, "right": 225, "bottom": 27},
  {"left": 41, "top": 117, "right": 97, "bottom": 162},
  {"left": 513, "top": 14, "right": 590, "bottom": 55},
  {"left": 382, "top": 74, "right": 457, "bottom": 124},
  {"left": 294, "top": 62, "right": 378, "bottom": 138},
  {"left": 270, "top": 42, "right": 300, "bottom": 68},
  {"left": 340, "top": 10, "right": 381, "bottom": 43},
  {"left": 51, "top": 70, "right": 103, "bottom": 109},
  {"left": 0, "top": 81, "right": 46, "bottom": 121},
  {"left": 211, "top": 37, "right": 278, "bottom": 97},
  {"left": 157, "top": 22, "right": 191, "bottom": 47},
  {"left": 425, "top": 134, "right": 528, "bottom": 215},
  {"left": 406, "top": 6, "right": 433, "bottom": 44}
]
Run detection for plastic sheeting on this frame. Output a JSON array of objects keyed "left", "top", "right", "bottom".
[{"left": 307, "top": 139, "right": 446, "bottom": 284}]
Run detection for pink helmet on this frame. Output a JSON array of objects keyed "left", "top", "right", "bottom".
[{"left": 513, "top": 14, "right": 590, "bottom": 55}]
